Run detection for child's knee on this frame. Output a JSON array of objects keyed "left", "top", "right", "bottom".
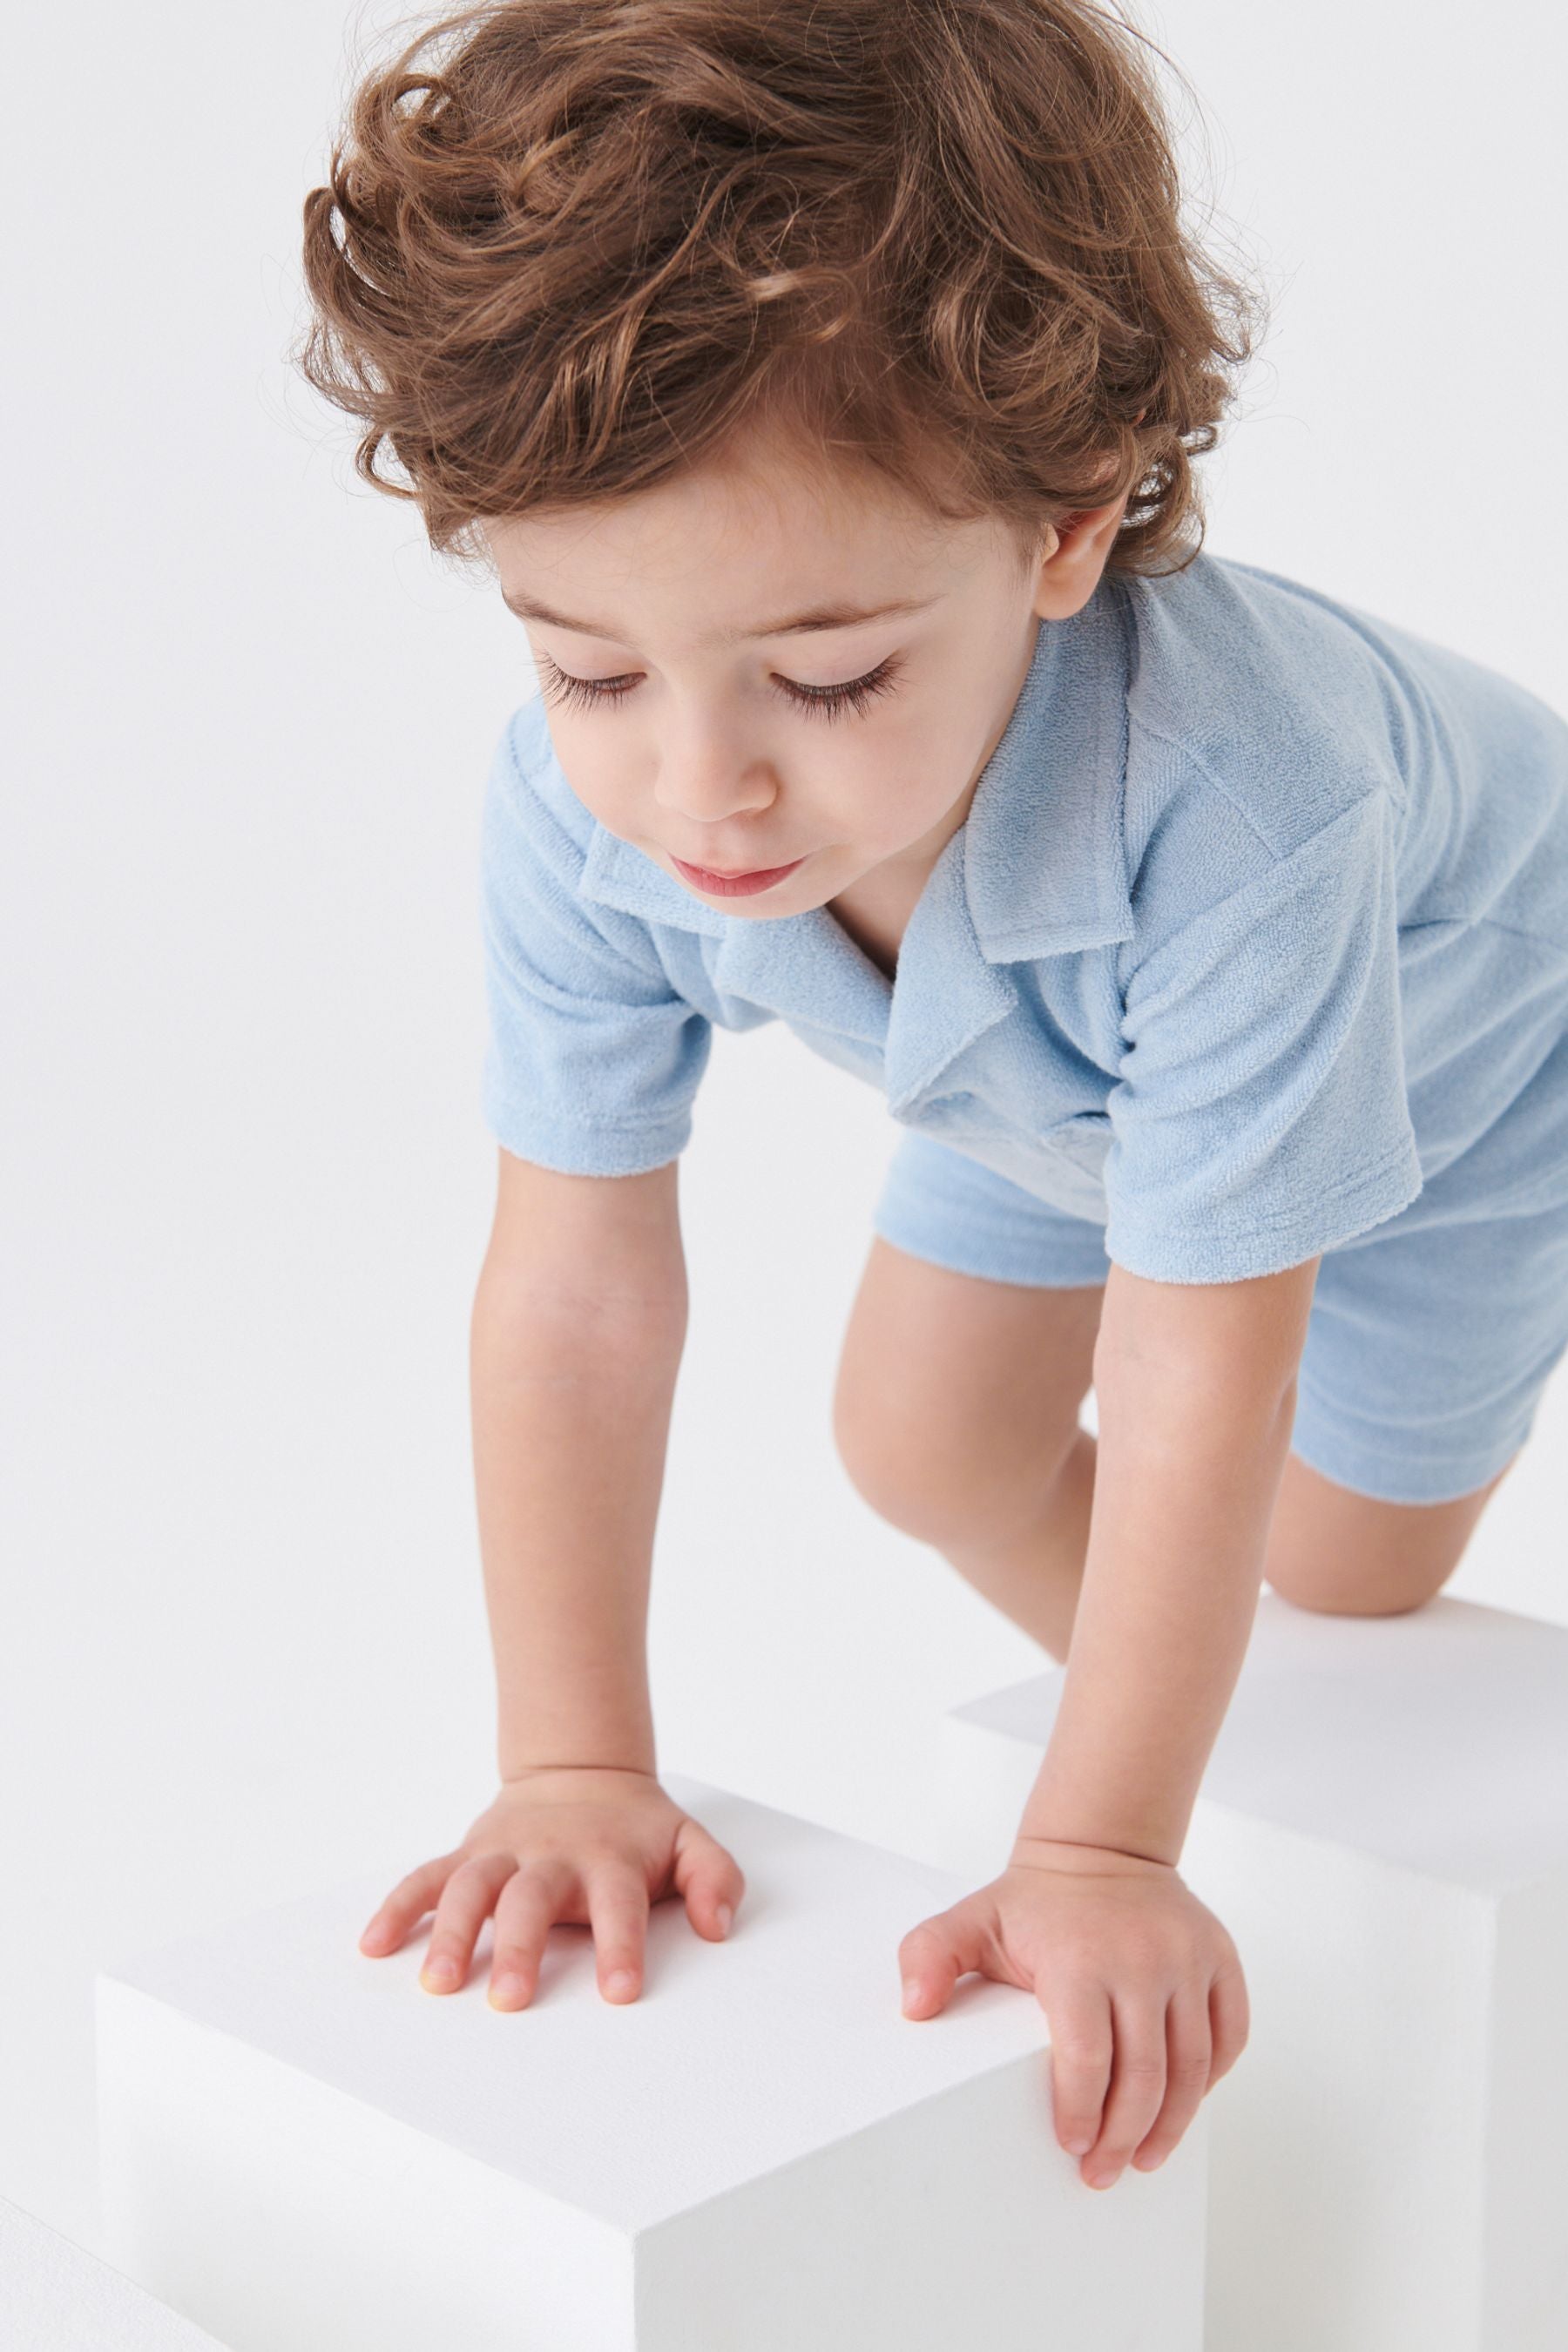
[
  {"left": 832, "top": 1367, "right": 1071, "bottom": 1551},
  {"left": 833, "top": 1387, "right": 969, "bottom": 1544},
  {"left": 831, "top": 1240, "right": 1096, "bottom": 1549}
]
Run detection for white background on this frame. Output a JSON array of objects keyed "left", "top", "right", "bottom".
[{"left": 3, "top": 0, "right": 1564, "bottom": 2253}]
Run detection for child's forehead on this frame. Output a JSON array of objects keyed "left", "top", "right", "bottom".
[
  {"left": 488, "top": 410, "right": 994, "bottom": 572},
  {"left": 490, "top": 460, "right": 952, "bottom": 567},
  {"left": 483, "top": 457, "right": 1005, "bottom": 645}
]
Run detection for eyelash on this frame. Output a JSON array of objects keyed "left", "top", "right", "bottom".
[{"left": 535, "top": 651, "right": 905, "bottom": 725}]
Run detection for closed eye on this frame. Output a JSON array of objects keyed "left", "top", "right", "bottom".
[
  {"left": 535, "top": 652, "right": 905, "bottom": 724},
  {"left": 534, "top": 657, "right": 634, "bottom": 715},
  {"left": 775, "top": 656, "right": 905, "bottom": 721}
]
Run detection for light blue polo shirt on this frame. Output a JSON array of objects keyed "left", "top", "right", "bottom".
[{"left": 477, "top": 551, "right": 1568, "bottom": 1287}]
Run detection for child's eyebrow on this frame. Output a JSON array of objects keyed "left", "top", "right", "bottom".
[{"left": 498, "top": 589, "right": 938, "bottom": 645}]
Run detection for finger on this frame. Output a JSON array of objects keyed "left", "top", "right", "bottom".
[
  {"left": 488, "top": 1863, "right": 574, "bottom": 2011},
  {"left": 360, "top": 1853, "right": 463, "bottom": 1955},
  {"left": 1082, "top": 1990, "right": 1170, "bottom": 2188},
  {"left": 1131, "top": 1983, "right": 1213, "bottom": 2172},
  {"left": 669, "top": 1819, "right": 747, "bottom": 1941},
  {"left": 585, "top": 1867, "right": 652, "bottom": 2002},
  {"left": 420, "top": 1853, "right": 519, "bottom": 1993},
  {"left": 1207, "top": 1954, "right": 1251, "bottom": 2085},
  {"left": 1037, "top": 1975, "right": 1115, "bottom": 2158},
  {"left": 897, "top": 1904, "right": 993, "bottom": 2018}
]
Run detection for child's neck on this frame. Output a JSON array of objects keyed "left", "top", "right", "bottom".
[
  {"left": 824, "top": 766, "right": 983, "bottom": 981},
  {"left": 824, "top": 877, "right": 916, "bottom": 982}
]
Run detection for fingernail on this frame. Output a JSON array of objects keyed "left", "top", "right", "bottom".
[
  {"left": 605, "top": 1970, "right": 639, "bottom": 1999},
  {"left": 902, "top": 1977, "right": 923, "bottom": 2012},
  {"left": 422, "top": 1958, "right": 458, "bottom": 1990},
  {"left": 1087, "top": 2166, "right": 1121, "bottom": 2189},
  {"left": 490, "top": 1973, "right": 526, "bottom": 2007},
  {"left": 1139, "top": 2149, "right": 1168, "bottom": 2171},
  {"left": 715, "top": 1904, "right": 733, "bottom": 1936},
  {"left": 1064, "top": 2134, "right": 1093, "bottom": 2156}
]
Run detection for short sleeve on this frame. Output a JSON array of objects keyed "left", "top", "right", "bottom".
[
  {"left": 478, "top": 707, "right": 713, "bottom": 1174},
  {"left": 1103, "top": 787, "right": 1424, "bottom": 1283}
]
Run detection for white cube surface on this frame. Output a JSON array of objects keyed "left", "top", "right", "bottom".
[
  {"left": 932, "top": 1593, "right": 1568, "bottom": 2352},
  {"left": 0, "top": 2193, "right": 226, "bottom": 2349},
  {"left": 96, "top": 1774, "right": 1205, "bottom": 2352}
]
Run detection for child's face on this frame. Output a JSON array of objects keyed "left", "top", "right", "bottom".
[{"left": 484, "top": 423, "right": 1130, "bottom": 916}]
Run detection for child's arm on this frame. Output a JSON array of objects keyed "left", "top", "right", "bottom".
[
  {"left": 359, "top": 1148, "right": 746, "bottom": 2005},
  {"left": 472, "top": 1149, "right": 687, "bottom": 1785},
  {"left": 1017, "top": 1253, "right": 1319, "bottom": 1862},
  {"left": 899, "top": 1253, "right": 1320, "bottom": 2187}
]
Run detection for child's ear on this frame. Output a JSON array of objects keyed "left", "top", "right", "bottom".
[{"left": 1031, "top": 485, "right": 1135, "bottom": 620}]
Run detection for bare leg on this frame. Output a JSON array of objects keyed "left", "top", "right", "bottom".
[{"left": 940, "top": 1425, "right": 1098, "bottom": 1664}]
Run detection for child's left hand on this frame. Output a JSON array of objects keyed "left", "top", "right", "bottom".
[{"left": 896, "top": 1835, "right": 1249, "bottom": 2191}]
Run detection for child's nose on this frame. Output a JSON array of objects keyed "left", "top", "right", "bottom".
[{"left": 654, "top": 740, "right": 780, "bottom": 828}]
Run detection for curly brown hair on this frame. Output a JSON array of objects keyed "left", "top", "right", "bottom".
[{"left": 294, "top": 0, "right": 1268, "bottom": 580}]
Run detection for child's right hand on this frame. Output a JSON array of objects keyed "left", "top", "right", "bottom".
[{"left": 358, "top": 1765, "right": 746, "bottom": 2009}]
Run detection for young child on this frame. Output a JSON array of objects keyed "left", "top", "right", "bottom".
[{"left": 296, "top": 0, "right": 1568, "bottom": 2194}]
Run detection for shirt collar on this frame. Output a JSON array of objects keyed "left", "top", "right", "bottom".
[{"left": 573, "top": 576, "right": 1135, "bottom": 965}]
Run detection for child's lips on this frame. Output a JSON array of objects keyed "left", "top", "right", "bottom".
[{"left": 670, "top": 853, "right": 808, "bottom": 897}]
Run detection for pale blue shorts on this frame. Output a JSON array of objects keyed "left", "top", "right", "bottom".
[{"left": 872, "top": 1123, "right": 1568, "bottom": 1507}]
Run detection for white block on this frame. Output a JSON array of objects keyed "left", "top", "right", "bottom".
[
  {"left": 0, "top": 2192, "right": 226, "bottom": 2349},
  {"left": 95, "top": 1774, "right": 1206, "bottom": 2352},
  {"left": 931, "top": 1593, "right": 1568, "bottom": 2352}
]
